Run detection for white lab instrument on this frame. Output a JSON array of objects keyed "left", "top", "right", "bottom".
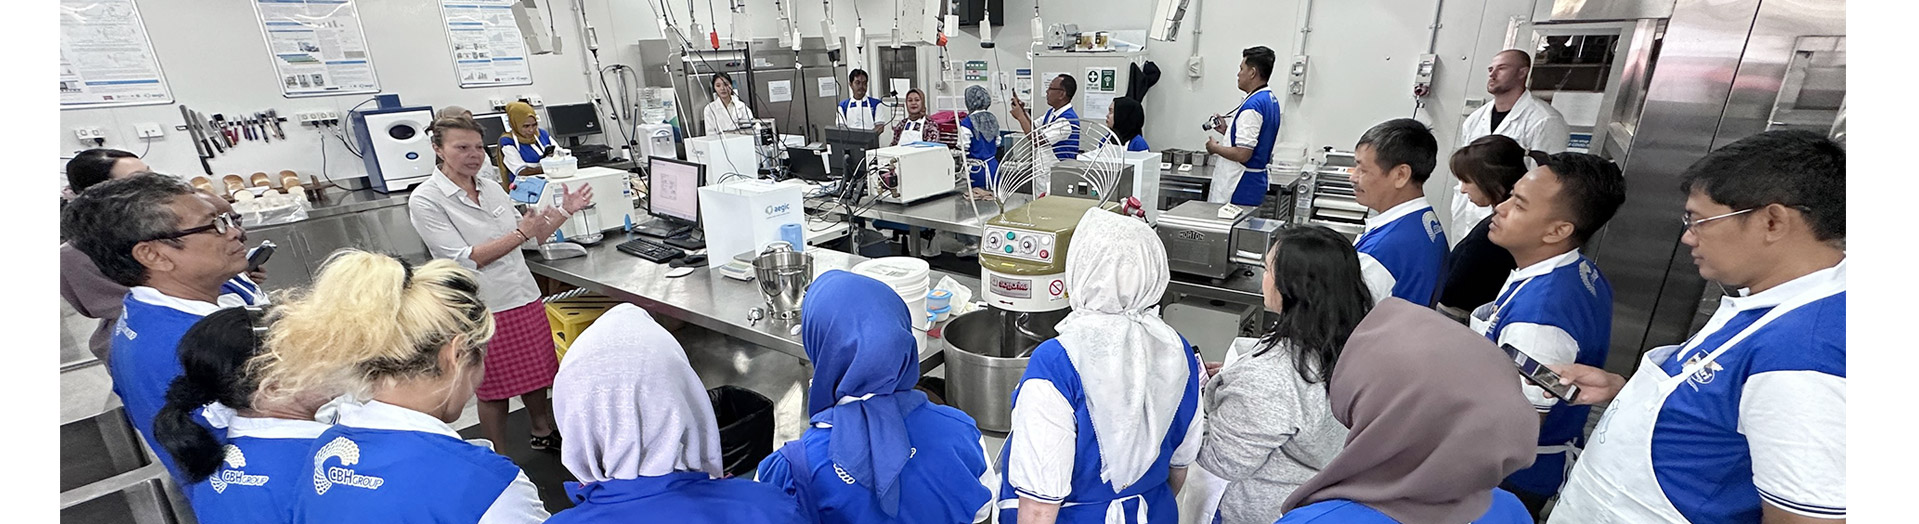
[
  {"left": 685, "top": 133, "right": 759, "bottom": 181},
  {"left": 866, "top": 144, "right": 958, "bottom": 204},
  {"left": 698, "top": 178, "right": 805, "bottom": 262},
  {"left": 635, "top": 123, "right": 677, "bottom": 161},
  {"left": 520, "top": 166, "right": 639, "bottom": 246}
]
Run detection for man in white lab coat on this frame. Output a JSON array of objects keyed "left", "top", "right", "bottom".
[{"left": 1453, "top": 49, "right": 1569, "bottom": 244}]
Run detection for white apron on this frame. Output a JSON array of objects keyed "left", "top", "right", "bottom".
[
  {"left": 1548, "top": 276, "right": 1845, "bottom": 524},
  {"left": 898, "top": 119, "right": 927, "bottom": 145},
  {"left": 1206, "top": 160, "right": 1245, "bottom": 205}
]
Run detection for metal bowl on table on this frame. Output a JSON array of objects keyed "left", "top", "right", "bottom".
[
  {"left": 752, "top": 242, "right": 813, "bottom": 321},
  {"left": 940, "top": 307, "right": 1070, "bottom": 433}
]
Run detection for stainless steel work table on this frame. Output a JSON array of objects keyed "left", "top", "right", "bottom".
[
  {"left": 1167, "top": 264, "right": 1266, "bottom": 306},
  {"left": 526, "top": 233, "right": 979, "bottom": 373}
]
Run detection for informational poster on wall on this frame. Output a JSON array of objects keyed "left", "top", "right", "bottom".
[
  {"left": 58, "top": 0, "right": 173, "bottom": 108},
  {"left": 1081, "top": 67, "right": 1119, "bottom": 122},
  {"left": 769, "top": 80, "right": 792, "bottom": 103},
  {"left": 817, "top": 77, "right": 838, "bottom": 98},
  {"left": 439, "top": 0, "right": 534, "bottom": 88},
  {"left": 251, "top": 0, "right": 381, "bottom": 98}
]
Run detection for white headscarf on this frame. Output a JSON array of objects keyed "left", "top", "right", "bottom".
[
  {"left": 554, "top": 304, "right": 723, "bottom": 483},
  {"left": 1053, "top": 208, "right": 1190, "bottom": 489}
]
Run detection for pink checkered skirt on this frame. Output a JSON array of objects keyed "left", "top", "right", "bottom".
[{"left": 476, "top": 301, "right": 558, "bottom": 401}]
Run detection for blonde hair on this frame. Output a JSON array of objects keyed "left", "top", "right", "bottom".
[{"left": 250, "top": 249, "right": 495, "bottom": 403}]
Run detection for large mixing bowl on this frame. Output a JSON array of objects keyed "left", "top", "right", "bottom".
[
  {"left": 753, "top": 243, "right": 812, "bottom": 320},
  {"left": 941, "top": 307, "right": 1070, "bottom": 433}
]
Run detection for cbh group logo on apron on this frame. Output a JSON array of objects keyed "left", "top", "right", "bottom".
[
  {"left": 1680, "top": 351, "right": 1724, "bottom": 391},
  {"left": 209, "top": 445, "right": 269, "bottom": 493},
  {"left": 312, "top": 436, "right": 385, "bottom": 494}
]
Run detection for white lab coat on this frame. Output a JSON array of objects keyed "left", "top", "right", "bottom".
[
  {"left": 1449, "top": 92, "right": 1570, "bottom": 244},
  {"left": 702, "top": 97, "right": 755, "bottom": 136}
]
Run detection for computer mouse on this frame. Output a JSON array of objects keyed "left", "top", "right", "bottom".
[{"left": 680, "top": 253, "right": 709, "bottom": 267}]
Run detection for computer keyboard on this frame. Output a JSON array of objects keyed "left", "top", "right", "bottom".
[{"left": 617, "top": 238, "right": 686, "bottom": 263}]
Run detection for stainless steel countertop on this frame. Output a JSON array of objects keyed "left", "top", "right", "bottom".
[
  {"left": 525, "top": 233, "right": 980, "bottom": 371},
  {"left": 1167, "top": 264, "right": 1265, "bottom": 305}
]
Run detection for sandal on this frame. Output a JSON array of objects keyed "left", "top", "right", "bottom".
[{"left": 529, "top": 432, "right": 562, "bottom": 452}]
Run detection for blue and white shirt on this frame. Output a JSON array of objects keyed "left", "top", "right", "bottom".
[
  {"left": 1220, "top": 87, "right": 1281, "bottom": 207},
  {"left": 837, "top": 96, "right": 886, "bottom": 130},
  {"left": 293, "top": 400, "right": 548, "bottom": 523},
  {"left": 958, "top": 116, "right": 1000, "bottom": 189},
  {"left": 1643, "top": 264, "right": 1846, "bottom": 522},
  {"left": 549, "top": 472, "right": 814, "bottom": 524},
  {"left": 756, "top": 404, "right": 996, "bottom": 524},
  {"left": 1278, "top": 489, "right": 1532, "bottom": 524},
  {"left": 998, "top": 339, "right": 1205, "bottom": 524},
  {"left": 187, "top": 415, "right": 331, "bottom": 524},
  {"left": 1354, "top": 199, "right": 1449, "bottom": 307},
  {"left": 501, "top": 129, "right": 569, "bottom": 175},
  {"left": 110, "top": 277, "right": 266, "bottom": 480},
  {"left": 1041, "top": 104, "right": 1081, "bottom": 160},
  {"left": 1479, "top": 250, "right": 1613, "bottom": 497}
]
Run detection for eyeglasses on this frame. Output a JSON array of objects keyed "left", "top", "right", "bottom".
[
  {"left": 150, "top": 213, "right": 242, "bottom": 242},
  {"left": 1046, "top": 86, "right": 1064, "bottom": 92},
  {"left": 1679, "top": 208, "right": 1754, "bottom": 232}
]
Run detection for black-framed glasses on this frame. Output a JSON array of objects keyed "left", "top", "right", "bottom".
[{"left": 149, "top": 213, "right": 242, "bottom": 242}]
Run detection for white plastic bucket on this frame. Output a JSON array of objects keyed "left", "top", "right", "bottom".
[{"left": 851, "top": 257, "right": 932, "bottom": 352}]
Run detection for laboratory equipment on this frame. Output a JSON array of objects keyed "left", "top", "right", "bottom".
[
  {"left": 1156, "top": 200, "right": 1254, "bottom": 280},
  {"left": 518, "top": 166, "right": 638, "bottom": 245},
  {"left": 635, "top": 123, "right": 677, "bottom": 160},
  {"left": 1231, "top": 216, "right": 1285, "bottom": 266},
  {"left": 636, "top": 156, "right": 706, "bottom": 238},
  {"left": 350, "top": 99, "right": 436, "bottom": 193},
  {"left": 685, "top": 133, "right": 759, "bottom": 181},
  {"left": 1299, "top": 147, "right": 1365, "bottom": 238},
  {"left": 865, "top": 144, "right": 957, "bottom": 204},
  {"left": 698, "top": 177, "right": 804, "bottom": 265}
]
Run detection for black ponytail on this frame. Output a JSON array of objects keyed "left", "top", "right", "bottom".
[{"left": 154, "top": 307, "right": 268, "bottom": 483}]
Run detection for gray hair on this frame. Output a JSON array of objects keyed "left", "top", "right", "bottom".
[{"left": 62, "top": 173, "right": 198, "bottom": 287}]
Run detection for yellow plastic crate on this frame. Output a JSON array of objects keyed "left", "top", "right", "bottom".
[{"left": 546, "top": 294, "right": 623, "bottom": 362}]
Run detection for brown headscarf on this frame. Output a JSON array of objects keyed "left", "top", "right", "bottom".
[
  {"left": 1280, "top": 298, "right": 1539, "bottom": 523},
  {"left": 505, "top": 101, "right": 540, "bottom": 143}
]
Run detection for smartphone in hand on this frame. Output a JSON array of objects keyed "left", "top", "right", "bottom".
[{"left": 1501, "top": 344, "right": 1581, "bottom": 402}]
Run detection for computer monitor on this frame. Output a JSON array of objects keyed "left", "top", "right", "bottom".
[
  {"left": 546, "top": 103, "right": 602, "bottom": 138},
  {"left": 824, "top": 126, "right": 882, "bottom": 178},
  {"left": 472, "top": 112, "right": 509, "bottom": 145},
  {"left": 648, "top": 156, "right": 705, "bottom": 225},
  {"left": 787, "top": 146, "right": 829, "bottom": 181}
]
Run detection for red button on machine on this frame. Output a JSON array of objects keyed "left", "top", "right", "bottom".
[{"left": 1039, "top": 249, "right": 1050, "bottom": 259}]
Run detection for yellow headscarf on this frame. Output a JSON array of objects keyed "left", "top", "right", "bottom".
[{"left": 505, "top": 101, "right": 539, "bottom": 143}]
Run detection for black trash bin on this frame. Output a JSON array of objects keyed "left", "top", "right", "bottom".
[{"left": 708, "top": 385, "right": 775, "bottom": 477}]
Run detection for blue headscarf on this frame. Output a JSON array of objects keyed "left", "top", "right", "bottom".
[{"left": 801, "top": 270, "right": 928, "bottom": 516}]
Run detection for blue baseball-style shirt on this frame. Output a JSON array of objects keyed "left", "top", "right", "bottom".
[
  {"left": 1479, "top": 250, "right": 1613, "bottom": 497},
  {"left": 1354, "top": 200, "right": 1449, "bottom": 306},
  {"left": 111, "top": 278, "right": 265, "bottom": 480}
]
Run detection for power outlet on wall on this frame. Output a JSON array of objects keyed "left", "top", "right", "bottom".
[
  {"left": 521, "top": 94, "right": 544, "bottom": 106},
  {"left": 73, "top": 127, "right": 105, "bottom": 144},
  {"left": 489, "top": 97, "right": 508, "bottom": 110},
  {"left": 135, "top": 123, "right": 165, "bottom": 138}
]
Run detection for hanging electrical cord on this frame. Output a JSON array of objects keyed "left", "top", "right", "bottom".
[{"left": 598, "top": 64, "right": 640, "bottom": 147}]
